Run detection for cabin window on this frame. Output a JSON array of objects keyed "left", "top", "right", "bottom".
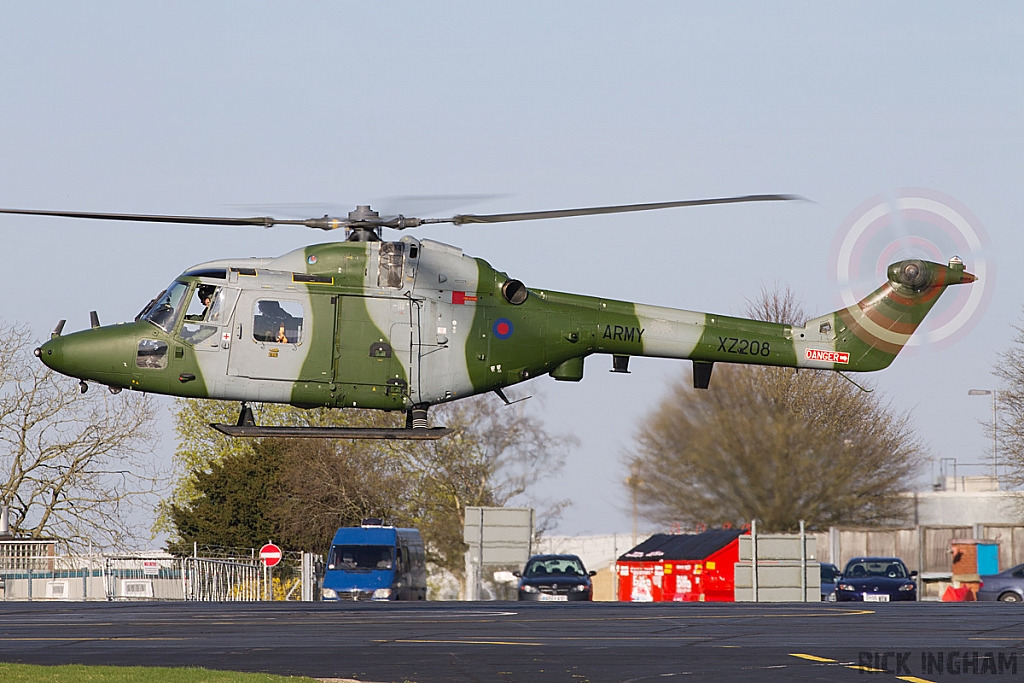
[
  {"left": 141, "top": 281, "right": 189, "bottom": 332},
  {"left": 377, "top": 242, "right": 404, "bottom": 289},
  {"left": 136, "top": 339, "right": 169, "bottom": 369},
  {"left": 252, "top": 299, "right": 304, "bottom": 344}
]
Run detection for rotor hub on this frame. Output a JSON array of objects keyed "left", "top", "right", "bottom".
[{"left": 348, "top": 205, "right": 380, "bottom": 223}]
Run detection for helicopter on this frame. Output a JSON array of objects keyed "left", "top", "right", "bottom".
[{"left": 2, "top": 195, "right": 975, "bottom": 439}]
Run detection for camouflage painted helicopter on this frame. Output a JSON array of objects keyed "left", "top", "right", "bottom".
[{"left": 2, "top": 195, "right": 975, "bottom": 439}]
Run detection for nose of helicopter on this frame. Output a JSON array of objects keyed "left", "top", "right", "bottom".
[
  {"left": 35, "top": 336, "right": 66, "bottom": 373},
  {"left": 35, "top": 326, "right": 134, "bottom": 383}
]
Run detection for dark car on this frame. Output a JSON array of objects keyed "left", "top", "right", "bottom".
[
  {"left": 820, "top": 563, "right": 842, "bottom": 602},
  {"left": 834, "top": 557, "right": 917, "bottom": 602},
  {"left": 514, "top": 554, "right": 595, "bottom": 602},
  {"left": 976, "top": 563, "right": 1024, "bottom": 602}
]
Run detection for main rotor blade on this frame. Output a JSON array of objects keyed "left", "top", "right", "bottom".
[
  {"left": 0, "top": 207, "right": 319, "bottom": 228},
  {"left": 425, "top": 194, "right": 803, "bottom": 226}
]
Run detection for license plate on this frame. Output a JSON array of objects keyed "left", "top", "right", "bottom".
[
  {"left": 864, "top": 593, "right": 889, "bottom": 602},
  {"left": 539, "top": 594, "right": 568, "bottom": 602}
]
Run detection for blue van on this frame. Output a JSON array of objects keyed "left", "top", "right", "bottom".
[{"left": 321, "top": 521, "right": 427, "bottom": 601}]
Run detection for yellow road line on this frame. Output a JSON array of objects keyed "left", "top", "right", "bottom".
[
  {"left": 968, "top": 637, "right": 1024, "bottom": 640},
  {"left": 789, "top": 653, "right": 837, "bottom": 663},
  {"left": 791, "top": 651, "right": 937, "bottom": 683}
]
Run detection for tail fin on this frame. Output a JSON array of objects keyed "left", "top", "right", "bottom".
[{"left": 799, "top": 258, "right": 976, "bottom": 372}]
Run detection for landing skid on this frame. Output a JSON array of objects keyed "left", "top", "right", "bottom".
[
  {"left": 212, "top": 401, "right": 451, "bottom": 439},
  {"left": 210, "top": 424, "right": 452, "bottom": 440}
]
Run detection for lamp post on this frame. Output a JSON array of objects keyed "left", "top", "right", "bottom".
[{"left": 968, "top": 389, "right": 997, "bottom": 480}]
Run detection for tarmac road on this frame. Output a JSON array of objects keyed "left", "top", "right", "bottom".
[{"left": 1, "top": 601, "right": 1023, "bottom": 682}]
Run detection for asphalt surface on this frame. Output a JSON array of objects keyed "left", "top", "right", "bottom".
[{"left": 1, "top": 601, "right": 1023, "bottom": 682}]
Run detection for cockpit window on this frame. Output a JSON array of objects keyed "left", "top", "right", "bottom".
[
  {"left": 206, "top": 287, "right": 237, "bottom": 324},
  {"left": 141, "top": 281, "right": 189, "bottom": 332},
  {"left": 185, "top": 284, "right": 218, "bottom": 322},
  {"left": 179, "top": 286, "right": 239, "bottom": 347}
]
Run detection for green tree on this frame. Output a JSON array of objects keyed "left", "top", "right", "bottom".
[
  {"left": 625, "top": 287, "right": 923, "bottom": 532},
  {"left": 163, "top": 394, "right": 573, "bottom": 576},
  {"left": 166, "top": 439, "right": 284, "bottom": 554}
]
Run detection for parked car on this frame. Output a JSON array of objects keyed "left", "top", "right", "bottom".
[
  {"left": 976, "top": 563, "right": 1024, "bottom": 602},
  {"left": 514, "top": 554, "right": 595, "bottom": 602},
  {"left": 820, "top": 563, "right": 842, "bottom": 602},
  {"left": 834, "top": 557, "right": 917, "bottom": 602}
]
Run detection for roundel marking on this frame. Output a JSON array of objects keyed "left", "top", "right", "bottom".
[
  {"left": 493, "top": 318, "right": 513, "bottom": 340},
  {"left": 307, "top": 254, "right": 318, "bottom": 265}
]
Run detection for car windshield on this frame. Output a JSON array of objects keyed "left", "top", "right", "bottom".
[
  {"left": 525, "top": 557, "right": 587, "bottom": 577},
  {"left": 140, "top": 281, "right": 189, "bottom": 332},
  {"left": 821, "top": 565, "right": 841, "bottom": 582},
  {"left": 328, "top": 544, "right": 394, "bottom": 571},
  {"left": 844, "top": 560, "right": 908, "bottom": 579}
]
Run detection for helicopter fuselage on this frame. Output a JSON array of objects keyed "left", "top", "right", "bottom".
[{"left": 37, "top": 237, "right": 974, "bottom": 417}]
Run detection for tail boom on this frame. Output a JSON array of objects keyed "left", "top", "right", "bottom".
[{"left": 588, "top": 258, "right": 975, "bottom": 374}]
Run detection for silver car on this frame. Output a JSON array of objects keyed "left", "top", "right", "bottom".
[{"left": 977, "top": 563, "right": 1024, "bottom": 602}]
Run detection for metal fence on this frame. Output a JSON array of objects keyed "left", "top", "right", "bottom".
[
  {"left": 183, "top": 557, "right": 264, "bottom": 601},
  {"left": 813, "top": 524, "right": 1024, "bottom": 599},
  {"left": 0, "top": 540, "right": 318, "bottom": 602},
  {"left": 814, "top": 524, "right": 1024, "bottom": 574}
]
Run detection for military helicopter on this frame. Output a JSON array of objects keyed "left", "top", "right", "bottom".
[{"left": 1, "top": 195, "right": 975, "bottom": 439}]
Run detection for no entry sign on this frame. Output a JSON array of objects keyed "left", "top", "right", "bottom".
[{"left": 259, "top": 543, "right": 282, "bottom": 567}]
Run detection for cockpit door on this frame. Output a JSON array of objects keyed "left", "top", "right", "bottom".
[{"left": 178, "top": 286, "right": 240, "bottom": 353}]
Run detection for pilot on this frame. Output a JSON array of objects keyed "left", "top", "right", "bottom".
[{"left": 185, "top": 285, "right": 217, "bottom": 321}]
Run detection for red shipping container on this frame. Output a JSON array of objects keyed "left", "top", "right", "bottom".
[{"left": 616, "top": 530, "right": 742, "bottom": 602}]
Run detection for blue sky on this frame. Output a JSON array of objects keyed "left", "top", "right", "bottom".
[{"left": 1, "top": 2, "right": 1022, "bottom": 538}]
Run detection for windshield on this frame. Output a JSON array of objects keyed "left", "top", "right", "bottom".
[
  {"left": 524, "top": 557, "right": 587, "bottom": 578},
  {"left": 844, "top": 560, "right": 908, "bottom": 579},
  {"left": 328, "top": 544, "right": 394, "bottom": 571},
  {"left": 141, "top": 281, "right": 189, "bottom": 332}
]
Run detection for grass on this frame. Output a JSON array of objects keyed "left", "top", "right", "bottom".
[{"left": 0, "top": 663, "right": 325, "bottom": 683}]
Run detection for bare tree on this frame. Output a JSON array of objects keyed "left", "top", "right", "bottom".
[
  {"left": 272, "top": 433, "right": 414, "bottom": 553},
  {"left": 397, "top": 394, "right": 576, "bottom": 570},
  {"left": 625, "top": 286, "right": 924, "bottom": 532},
  {"left": 993, "top": 315, "right": 1024, "bottom": 492},
  {"left": 0, "top": 322, "right": 162, "bottom": 549}
]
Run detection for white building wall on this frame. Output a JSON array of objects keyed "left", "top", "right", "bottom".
[
  {"left": 532, "top": 533, "right": 636, "bottom": 572},
  {"left": 906, "top": 490, "right": 1024, "bottom": 527}
]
